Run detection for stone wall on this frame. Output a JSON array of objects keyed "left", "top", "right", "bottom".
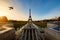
[
  {"left": 45, "top": 28, "right": 60, "bottom": 40},
  {"left": 0, "top": 29, "right": 15, "bottom": 40}
]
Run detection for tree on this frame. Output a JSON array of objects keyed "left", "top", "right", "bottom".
[
  {"left": 0, "top": 16, "right": 8, "bottom": 22},
  {"left": 58, "top": 17, "right": 60, "bottom": 21}
]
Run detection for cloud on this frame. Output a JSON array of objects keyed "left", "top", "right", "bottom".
[
  {"left": 40, "top": 7, "right": 60, "bottom": 20},
  {"left": 30, "top": 7, "right": 60, "bottom": 20}
]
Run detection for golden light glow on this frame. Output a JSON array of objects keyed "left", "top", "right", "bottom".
[
  {"left": 0, "top": 0, "right": 28, "bottom": 21},
  {"left": 0, "top": 10, "right": 6, "bottom": 16},
  {"left": 0, "top": 0, "right": 10, "bottom": 16}
]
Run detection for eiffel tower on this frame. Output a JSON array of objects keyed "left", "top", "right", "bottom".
[
  {"left": 28, "top": 9, "right": 32, "bottom": 22},
  {"left": 18, "top": 9, "right": 42, "bottom": 40}
]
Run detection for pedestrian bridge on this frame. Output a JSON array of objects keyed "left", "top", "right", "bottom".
[{"left": 18, "top": 22, "right": 42, "bottom": 40}]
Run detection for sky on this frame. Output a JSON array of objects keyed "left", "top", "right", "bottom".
[{"left": 0, "top": 0, "right": 60, "bottom": 21}]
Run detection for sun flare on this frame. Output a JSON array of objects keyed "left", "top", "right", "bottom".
[{"left": 0, "top": 10, "right": 7, "bottom": 16}]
